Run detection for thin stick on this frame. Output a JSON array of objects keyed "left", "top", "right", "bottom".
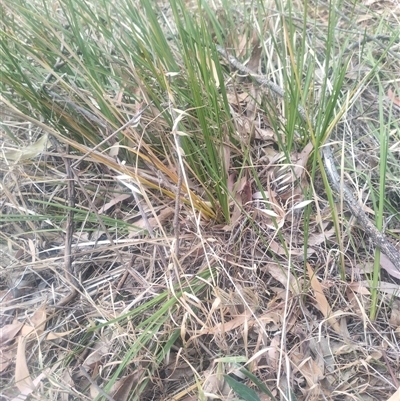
[{"left": 56, "top": 145, "right": 79, "bottom": 308}]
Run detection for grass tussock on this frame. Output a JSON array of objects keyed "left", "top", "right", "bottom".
[{"left": 1, "top": 0, "right": 400, "bottom": 400}]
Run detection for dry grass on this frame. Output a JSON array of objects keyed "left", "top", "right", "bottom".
[{"left": 1, "top": 0, "right": 400, "bottom": 400}]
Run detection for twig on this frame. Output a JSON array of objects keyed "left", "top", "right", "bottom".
[
  {"left": 56, "top": 145, "right": 79, "bottom": 308},
  {"left": 321, "top": 145, "right": 400, "bottom": 271},
  {"left": 216, "top": 45, "right": 308, "bottom": 122},
  {"left": 345, "top": 34, "right": 396, "bottom": 52}
]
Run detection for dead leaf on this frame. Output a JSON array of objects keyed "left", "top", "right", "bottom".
[
  {"left": 82, "top": 339, "right": 109, "bottom": 370},
  {"left": 345, "top": 288, "right": 365, "bottom": 315},
  {"left": 226, "top": 92, "right": 249, "bottom": 106},
  {"left": 209, "top": 310, "right": 252, "bottom": 335},
  {"left": 224, "top": 176, "right": 249, "bottom": 230},
  {"left": 237, "top": 34, "right": 248, "bottom": 58},
  {"left": 247, "top": 36, "right": 261, "bottom": 72},
  {"left": 306, "top": 263, "right": 341, "bottom": 333},
  {"left": 0, "top": 348, "right": 15, "bottom": 373},
  {"left": 99, "top": 194, "right": 131, "bottom": 214},
  {"left": 11, "top": 371, "right": 47, "bottom": 401},
  {"left": 240, "top": 178, "right": 253, "bottom": 205},
  {"left": 387, "top": 386, "right": 400, "bottom": 401},
  {"left": 29, "top": 302, "right": 47, "bottom": 336},
  {"left": 1, "top": 133, "right": 49, "bottom": 162},
  {"left": 15, "top": 335, "right": 35, "bottom": 394},
  {"left": 348, "top": 282, "right": 370, "bottom": 295},
  {"left": 164, "top": 354, "right": 193, "bottom": 380},
  {"left": 389, "top": 300, "right": 400, "bottom": 327},
  {"left": 223, "top": 136, "right": 231, "bottom": 181},
  {"left": 253, "top": 125, "right": 276, "bottom": 142},
  {"left": 291, "top": 350, "right": 324, "bottom": 389},
  {"left": 359, "top": 280, "right": 400, "bottom": 297},
  {"left": 345, "top": 64, "right": 371, "bottom": 79},
  {"left": 129, "top": 207, "right": 174, "bottom": 236},
  {"left": 111, "top": 370, "right": 144, "bottom": 401},
  {"left": 258, "top": 311, "right": 282, "bottom": 331},
  {"left": 0, "top": 321, "right": 24, "bottom": 344},
  {"left": 270, "top": 142, "right": 313, "bottom": 200},
  {"left": 12, "top": 304, "right": 48, "bottom": 398},
  {"left": 307, "top": 227, "right": 335, "bottom": 247},
  {"left": 266, "top": 238, "right": 303, "bottom": 256},
  {"left": 232, "top": 112, "right": 255, "bottom": 143},
  {"left": 266, "top": 335, "right": 280, "bottom": 369},
  {"left": 255, "top": 197, "right": 285, "bottom": 231},
  {"left": 202, "top": 366, "right": 231, "bottom": 398},
  {"left": 357, "top": 13, "right": 374, "bottom": 23},
  {"left": 109, "top": 142, "right": 120, "bottom": 157},
  {"left": 388, "top": 88, "right": 400, "bottom": 107},
  {"left": 46, "top": 329, "right": 78, "bottom": 340},
  {"left": 262, "top": 263, "right": 302, "bottom": 295},
  {"left": 379, "top": 253, "right": 400, "bottom": 280}
]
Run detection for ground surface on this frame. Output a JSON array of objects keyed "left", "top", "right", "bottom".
[{"left": 1, "top": 0, "right": 400, "bottom": 400}]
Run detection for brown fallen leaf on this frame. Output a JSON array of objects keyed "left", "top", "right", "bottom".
[
  {"left": 247, "top": 35, "right": 261, "bottom": 72},
  {"left": 111, "top": 369, "right": 145, "bottom": 401},
  {"left": 359, "top": 280, "right": 400, "bottom": 297},
  {"left": 82, "top": 338, "right": 110, "bottom": 370},
  {"left": 98, "top": 193, "right": 131, "bottom": 214},
  {"left": 202, "top": 366, "right": 231, "bottom": 398},
  {"left": 258, "top": 311, "right": 282, "bottom": 331},
  {"left": 262, "top": 263, "right": 302, "bottom": 295},
  {"left": 348, "top": 282, "right": 370, "bottom": 295},
  {"left": 0, "top": 321, "right": 24, "bottom": 344},
  {"left": 0, "top": 348, "right": 15, "bottom": 373},
  {"left": 306, "top": 263, "right": 341, "bottom": 333},
  {"left": 388, "top": 87, "right": 400, "bottom": 107},
  {"left": 128, "top": 206, "right": 174, "bottom": 236},
  {"left": 202, "top": 310, "right": 252, "bottom": 335},
  {"left": 389, "top": 300, "right": 400, "bottom": 327},
  {"left": 28, "top": 302, "right": 47, "bottom": 336},
  {"left": 226, "top": 92, "right": 249, "bottom": 106},
  {"left": 46, "top": 329, "right": 78, "bottom": 340},
  {"left": 231, "top": 176, "right": 250, "bottom": 227},
  {"left": 379, "top": 253, "right": 400, "bottom": 280},
  {"left": 11, "top": 370, "right": 47, "bottom": 401},
  {"left": 266, "top": 335, "right": 280, "bottom": 370},
  {"left": 15, "top": 335, "right": 35, "bottom": 394},
  {"left": 291, "top": 349, "right": 324, "bottom": 390},
  {"left": 13, "top": 303, "right": 48, "bottom": 397}
]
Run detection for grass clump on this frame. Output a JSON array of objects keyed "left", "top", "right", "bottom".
[{"left": 1, "top": 0, "right": 400, "bottom": 400}]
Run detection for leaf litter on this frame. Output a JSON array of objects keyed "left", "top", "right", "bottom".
[{"left": 1, "top": 0, "right": 400, "bottom": 400}]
